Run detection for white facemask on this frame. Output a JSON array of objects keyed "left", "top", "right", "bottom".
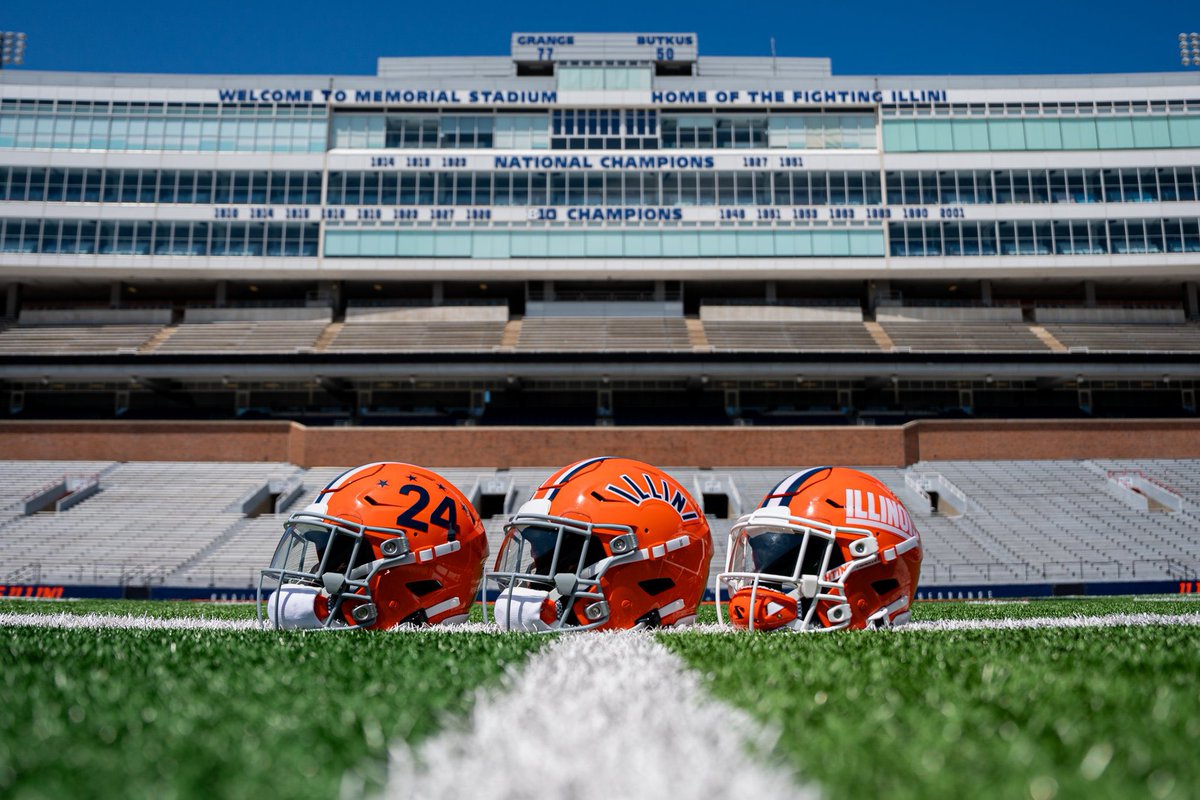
[
  {"left": 265, "top": 583, "right": 324, "bottom": 630},
  {"left": 492, "top": 586, "right": 554, "bottom": 632}
]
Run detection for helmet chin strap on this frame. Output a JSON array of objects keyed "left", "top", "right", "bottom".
[
  {"left": 265, "top": 584, "right": 325, "bottom": 630},
  {"left": 865, "top": 595, "right": 911, "bottom": 629},
  {"left": 492, "top": 586, "right": 557, "bottom": 631}
]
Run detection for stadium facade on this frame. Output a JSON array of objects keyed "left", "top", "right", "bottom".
[{"left": 1, "top": 33, "right": 1200, "bottom": 425}]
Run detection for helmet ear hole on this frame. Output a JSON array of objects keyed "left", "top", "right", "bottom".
[
  {"left": 638, "top": 577, "right": 675, "bottom": 596},
  {"left": 871, "top": 578, "right": 900, "bottom": 596},
  {"left": 406, "top": 579, "right": 442, "bottom": 597}
]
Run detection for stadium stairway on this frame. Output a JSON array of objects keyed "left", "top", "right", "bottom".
[
  {"left": 311, "top": 321, "right": 343, "bottom": 352},
  {"left": 1028, "top": 325, "right": 1068, "bottom": 352},
  {"left": 137, "top": 324, "right": 179, "bottom": 353}
]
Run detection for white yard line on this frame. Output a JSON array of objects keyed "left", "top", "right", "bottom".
[{"left": 375, "top": 631, "right": 813, "bottom": 800}]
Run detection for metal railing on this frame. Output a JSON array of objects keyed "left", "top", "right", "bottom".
[
  {"left": 1106, "top": 469, "right": 1183, "bottom": 497},
  {"left": 921, "top": 557, "right": 1192, "bottom": 584},
  {"left": 19, "top": 472, "right": 100, "bottom": 505},
  {"left": 2, "top": 563, "right": 169, "bottom": 586}
]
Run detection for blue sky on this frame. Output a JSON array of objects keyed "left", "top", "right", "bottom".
[{"left": 2, "top": 0, "right": 1198, "bottom": 77}]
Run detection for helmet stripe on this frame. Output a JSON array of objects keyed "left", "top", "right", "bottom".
[
  {"left": 543, "top": 456, "right": 613, "bottom": 500},
  {"left": 761, "top": 467, "right": 829, "bottom": 508},
  {"left": 315, "top": 462, "right": 391, "bottom": 508}
]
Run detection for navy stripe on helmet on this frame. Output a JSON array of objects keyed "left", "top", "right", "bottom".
[
  {"left": 545, "top": 456, "right": 612, "bottom": 500},
  {"left": 761, "top": 466, "right": 829, "bottom": 508}
]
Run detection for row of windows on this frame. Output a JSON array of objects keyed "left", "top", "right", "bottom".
[
  {"left": 0, "top": 219, "right": 319, "bottom": 256},
  {"left": 550, "top": 109, "right": 658, "bottom": 150},
  {"left": 324, "top": 227, "right": 885, "bottom": 259},
  {"left": 883, "top": 115, "right": 1200, "bottom": 152},
  {"left": 0, "top": 108, "right": 327, "bottom": 153},
  {"left": 888, "top": 219, "right": 1200, "bottom": 256},
  {"left": 330, "top": 114, "right": 550, "bottom": 150},
  {"left": 325, "top": 170, "right": 884, "bottom": 206},
  {"left": 2, "top": 214, "right": 1194, "bottom": 258},
  {"left": 4, "top": 97, "right": 1195, "bottom": 118},
  {"left": 0, "top": 167, "right": 323, "bottom": 204},
  {"left": 660, "top": 114, "right": 876, "bottom": 150},
  {"left": 881, "top": 100, "right": 1200, "bottom": 117},
  {"left": 327, "top": 111, "right": 880, "bottom": 152},
  {"left": 7, "top": 165, "right": 1200, "bottom": 210},
  {"left": 886, "top": 167, "right": 1200, "bottom": 205},
  {"left": 556, "top": 67, "right": 653, "bottom": 92},
  {"left": 1, "top": 100, "right": 322, "bottom": 114}
]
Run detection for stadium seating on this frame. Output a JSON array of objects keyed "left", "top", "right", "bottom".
[
  {"left": 152, "top": 320, "right": 328, "bottom": 354},
  {"left": 1039, "top": 323, "right": 1200, "bottom": 353},
  {"left": 324, "top": 305, "right": 509, "bottom": 352},
  {"left": 0, "top": 462, "right": 298, "bottom": 586},
  {"left": 703, "top": 322, "right": 881, "bottom": 351},
  {"left": 0, "top": 324, "right": 165, "bottom": 355},
  {"left": 878, "top": 322, "right": 1050, "bottom": 352},
  {"left": 516, "top": 317, "right": 692, "bottom": 351},
  {"left": 4, "top": 459, "right": 1199, "bottom": 591}
]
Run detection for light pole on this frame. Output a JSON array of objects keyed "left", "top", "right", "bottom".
[
  {"left": 0, "top": 31, "right": 27, "bottom": 69},
  {"left": 1181, "top": 32, "right": 1200, "bottom": 67}
]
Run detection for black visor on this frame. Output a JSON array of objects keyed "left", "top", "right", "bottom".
[
  {"left": 509, "top": 525, "right": 605, "bottom": 577},
  {"left": 747, "top": 530, "right": 843, "bottom": 578}
]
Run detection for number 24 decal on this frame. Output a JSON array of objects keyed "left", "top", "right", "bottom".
[{"left": 395, "top": 484, "right": 458, "bottom": 537}]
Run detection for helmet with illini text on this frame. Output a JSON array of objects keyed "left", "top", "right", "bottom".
[
  {"left": 488, "top": 456, "right": 712, "bottom": 631},
  {"left": 718, "top": 466, "right": 921, "bottom": 632},
  {"left": 259, "top": 462, "right": 487, "bottom": 630}
]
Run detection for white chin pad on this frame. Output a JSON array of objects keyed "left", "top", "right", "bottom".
[
  {"left": 265, "top": 584, "right": 323, "bottom": 630},
  {"left": 493, "top": 586, "right": 553, "bottom": 632}
]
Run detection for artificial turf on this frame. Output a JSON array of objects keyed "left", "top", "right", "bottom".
[
  {"left": 2, "top": 596, "right": 1197, "bottom": 800},
  {"left": 661, "top": 624, "right": 1200, "bottom": 800},
  {"left": 2, "top": 594, "right": 1198, "bottom": 624},
  {"left": 0, "top": 624, "right": 544, "bottom": 800}
]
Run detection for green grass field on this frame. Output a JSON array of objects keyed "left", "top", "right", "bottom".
[{"left": 1, "top": 596, "right": 1197, "bottom": 800}]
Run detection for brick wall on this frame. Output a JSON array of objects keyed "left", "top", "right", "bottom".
[{"left": 0, "top": 419, "right": 1197, "bottom": 467}]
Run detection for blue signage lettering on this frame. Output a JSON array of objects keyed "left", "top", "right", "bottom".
[
  {"left": 354, "top": 89, "right": 461, "bottom": 103},
  {"left": 215, "top": 86, "right": 948, "bottom": 107},
  {"left": 651, "top": 90, "right": 708, "bottom": 104},
  {"left": 468, "top": 90, "right": 558, "bottom": 104},
  {"left": 516, "top": 35, "right": 575, "bottom": 46},
  {"left": 568, "top": 207, "right": 683, "bottom": 221},
  {"left": 635, "top": 35, "right": 694, "bottom": 46},
  {"left": 217, "top": 88, "right": 314, "bottom": 103}
]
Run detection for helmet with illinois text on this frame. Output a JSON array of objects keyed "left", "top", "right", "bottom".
[
  {"left": 488, "top": 456, "right": 712, "bottom": 631},
  {"left": 718, "top": 467, "right": 921, "bottom": 632},
  {"left": 258, "top": 462, "right": 488, "bottom": 630}
]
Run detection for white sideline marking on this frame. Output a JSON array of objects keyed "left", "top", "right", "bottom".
[
  {"left": 0, "top": 612, "right": 508, "bottom": 634},
  {"left": 900, "top": 612, "right": 1200, "bottom": 632},
  {"left": 375, "top": 631, "right": 813, "bottom": 800},
  {"left": 3, "top": 610, "right": 1199, "bottom": 635},
  {"left": 0, "top": 611, "right": 260, "bottom": 631}
]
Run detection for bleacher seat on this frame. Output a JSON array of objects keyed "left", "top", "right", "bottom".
[
  {"left": 880, "top": 322, "right": 1049, "bottom": 352},
  {"left": 154, "top": 320, "right": 328, "bottom": 353},
  {"left": 703, "top": 321, "right": 881, "bottom": 351},
  {"left": 3, "top": 459, "right": 1200, "bottom": 590},
  {"left": 1040, "top": 323, "right": 1200, "bottom": 353},
  {"left": 0, "top": 324, "right": 163, "bottom": 355},
  {"left": 517, "top": 317, "right": 691, "bottom": 351},
  {"left": 326, "top": 320, "right": 508, "bottom": 352}
]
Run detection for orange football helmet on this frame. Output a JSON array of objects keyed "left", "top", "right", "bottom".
[
  {"left": 487, "top": 457, "right": 712, "bottom": 631},
  {"left": 258, "top": 462, "right": 487, "bottom": 630},
  {"left": 718, "top": 467, "right": 921, "bottom": 632}
]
